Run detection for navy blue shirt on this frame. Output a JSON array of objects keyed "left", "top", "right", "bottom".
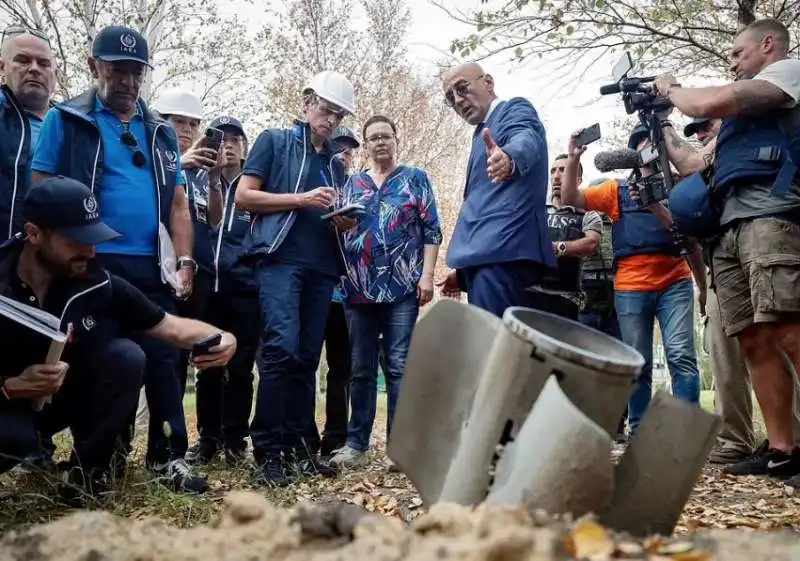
[
  {"left": 184, "top": 169, "right": 215, "bottom": 275},
  {"left": 33, "top": 96, "right": 184, "bottom": 257},
  {"left": 243, "top": 136, "right": 340, "bottom": 278}
]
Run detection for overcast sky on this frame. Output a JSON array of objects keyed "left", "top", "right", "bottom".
[{"left": 222, "top": 0, "right": 720, "bottom": 180}]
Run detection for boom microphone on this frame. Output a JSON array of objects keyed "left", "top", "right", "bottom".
[{"left": 594, "top": 149, "right": 640, "bottom": 172}]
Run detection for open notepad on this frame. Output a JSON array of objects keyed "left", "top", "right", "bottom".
[{"left": 0, "top": 294, "right": 69, "bottom": 411}]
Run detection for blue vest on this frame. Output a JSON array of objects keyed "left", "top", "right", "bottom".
[
  {"left": 185, "top": 168, "right": 215, "bottom": 275},
  {"left": 670, "top": 112, "right": 799, "bottom": 238},
  {"left": 242, "top": 121, "right": 346, "bottom": 261},
  {"left": 214, "top": 174, "right": 257, "bottom": 295},
  {"left": 0, "top": 86, "right": 33, "bottom": 241},
  {"left": 52, "top": 88, "right": 178, "bottom": 246},
  {"left": 612, "top": 180, "right": 680, "bottom": 264}
]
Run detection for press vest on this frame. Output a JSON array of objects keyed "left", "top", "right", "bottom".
[
  {"left": 582, "top": 216, "right": 615, "bottom": 314},
  {"left": 612, "top": 180, "right": 680, "bottom": 264},
  {"left": 540, "top": 205, "right": 584, "bottom": 292}
]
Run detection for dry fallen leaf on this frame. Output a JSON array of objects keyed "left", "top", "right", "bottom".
[{"left": 568, "top": 519, "right": 614, "bottom": 559}]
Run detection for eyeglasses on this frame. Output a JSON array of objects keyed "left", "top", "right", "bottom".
[
  {"left": 315, "top": 96, "right": 347, "bottom": 123},
  {"left": 366, "top": 134, "right": 395, "bottom": 145},
  {"left": 444, "top": 74, "right": 485, "bottom": 107},
  {"left": 2, "top": 25, "right": 51, "bottom": 46},
  {"left": 120, "top": 122, "right": 146, "bottom": 168}
]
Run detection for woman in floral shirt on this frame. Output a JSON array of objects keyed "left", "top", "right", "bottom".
[{"left": 330, "top": 115, "right": 442, "bottom": 468}]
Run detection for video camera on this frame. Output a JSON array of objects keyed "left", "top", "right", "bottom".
[{"left": 599, "top": 52, "right": 675, "bottom": 206}]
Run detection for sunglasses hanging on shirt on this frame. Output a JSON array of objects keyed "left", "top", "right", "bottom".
[{"left": 120, "top": 121, "right": 146, "bottom": 168}]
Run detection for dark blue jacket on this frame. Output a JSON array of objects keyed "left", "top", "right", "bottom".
[
  {"left": 446, "top": 98, "right": 556, "bottom": 271},
  {"left": 214, "top": 174, "right": 257, "bottom": 295},
  {"left": 50, "top": 88, "right": 180, "bottom": 264},
  {"left": 240, "top": 121, "right": 346, "bottom": 263},
  {"left": 184, "top": 168, "right": 215, "bottom": 276},
  {"left": 0, "top": 86, "right": 34, "bottom": 241},
  {"left": 612, "top": 180, "right": 680, "bottom": 264}
]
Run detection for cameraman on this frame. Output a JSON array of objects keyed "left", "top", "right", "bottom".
[
  {"left": 560, "top": 126, "right": 702, "bottom": 433},
  {"left": 656, "top": 18, "right": 800, "bottom": 483},
  {"left": 523, "top": 154, "right": 602, "bottom": 320}
]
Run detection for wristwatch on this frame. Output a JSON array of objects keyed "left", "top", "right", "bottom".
[
  {"left": 556, "top": 241, "right": 568, "bottom": 257},
  {"left": 177, "top": 257, "right": 198, "bottom": 273}
]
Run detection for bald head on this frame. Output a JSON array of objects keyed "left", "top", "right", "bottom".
[
  {"left": 442, "top": 61, "right": 496, "bottom": 126},
  {"left": 0, "top": 33, "right": 55, "bottom": 116}
]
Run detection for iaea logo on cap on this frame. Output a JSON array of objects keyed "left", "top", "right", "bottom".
[
  {"left": 83, "top": 196, "right": 98, "bottom": 214},
  {"left": 219, "top": 117, "right": 230, "bottom": 124},
  {"left": 120, "top": 33, "right": 137, "bottom": 52}
]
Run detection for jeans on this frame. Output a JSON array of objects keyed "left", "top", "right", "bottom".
[
  {"left": 0, "top": 339, "right": 144, "bottom": 475},
  {"left": 580, "top": 309, "right": 626, "bottom": 434},
  {"left": 196, "top": 291, "right": 260, "bottom": 451},
  {"left": 306, "top": 301, "right": 352, "bottom": 454},
  {"left": 345, "top": 294, "right": 419, "bottom": 452},
  {"left": 616, "top": 278, "right": 701, "bottom": 431},
  {"left": 250, "top": 261, "right": 335, "bottom": 461},
  {"left": 97, "top": 254, "right": 186, "bottom": 464}
]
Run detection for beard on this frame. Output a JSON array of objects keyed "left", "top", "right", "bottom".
[{"left": 35, "top": 248, "right": 89, "bottom": 278}]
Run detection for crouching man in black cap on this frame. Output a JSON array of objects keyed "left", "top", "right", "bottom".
[{"left": 0, "top": 177, "right": 237, "bottom": 502}]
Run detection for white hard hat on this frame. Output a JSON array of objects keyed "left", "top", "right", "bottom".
[
  {"left": 152, "top": 88, "right": 203, "bottom": 120},
  {"left": 303, "top": 71, "right": 356, "bottom": 115}
]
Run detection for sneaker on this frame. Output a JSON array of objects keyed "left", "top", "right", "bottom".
[
  {"left": 290, "top": 450, "right": 338, "bottom": 478},
  {"left": 724, "top": 441, "right": 800, "bottom": 478},
  {"left": 58, "top": 466, "right": 109, "bottom": 508},
  {"left": 186, "top": 441, "right": 220, "bottom": 466},
  {"left": 253, "top": 455, "right": 291, "bottom": 488},
  {"left": 329, "top": 445, "right": 369, "bottom": 469},
  {"left": 384, "top": 458, "right": 401, "bottom": 473},
  {"left": 320, "top": 440, "right": 346, "bottom": 459},
  {"left": 708, "top": 445, "right": 752, "bottom": 465},
  {"left": 224, "top": 447, "right": 251, "bottom": 468},
  {"left": 784, "top": 473, "right": 800, "bottom": 489},
  {"left": 151, "top": 458, "right": 209, "bottom": 493}
]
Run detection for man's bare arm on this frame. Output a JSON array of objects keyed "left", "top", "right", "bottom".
[
  {"left": 667, "top": 80, "right": 792, "bottom": 119},
  {"left": 560, "top": 156, "right": 586, "bottom": 208},
  {"left": 661, "top": 126, "right": 716, "bottom": 177}
]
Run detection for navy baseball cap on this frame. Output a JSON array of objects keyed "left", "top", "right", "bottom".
[
  {"left": 332, "top": 126, "right": 360, "bottom": 150},
  {"left": 628, "top": 124, "right": 650, "bottom": 150},
  {"left": 91, "top": 26, "right": 151, "bottom": 67},
  {"left": 210, "top": 116, "right": 246, "bottom": 139},
  {"left": 22, "top": 176, "right": 120, "bottom": 245},
  {"left": 683, "top": 117, "right": 711, "bottom": 137}
]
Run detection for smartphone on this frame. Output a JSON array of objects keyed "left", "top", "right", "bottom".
[
  {"left": 321, "top": 203, "right": 366, "bottom": 221},
  {"left": 575, "top": 123, "right": 601, "bottom": 147},
  {"left": 191, "top": 333, "right": 222, "bottom": 357},
  {"left": 203, "top": 127, "right": 224, "bottom": 152}
]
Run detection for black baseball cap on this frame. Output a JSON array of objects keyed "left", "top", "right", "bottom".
[
  {"left": 22, "top": 176, "right": 120, "bottom": 245},
  {"left": 683, "top": 117, "right": 711, "bottom": 137},
  {"left": 91, "top": 26, "right": 151, "bottom": 67},
  {"left": 332, "top": 126, "right": 360, "bottom": 150},
  {"left": 210, "top": 116, "right": 246, "bottom": 139}
]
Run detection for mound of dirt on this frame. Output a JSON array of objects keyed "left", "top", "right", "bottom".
[{"left": 0, "top": 491, "right": 797, "bottom": 561}]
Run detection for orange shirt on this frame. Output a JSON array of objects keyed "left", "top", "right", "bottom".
[{"left": 582, "top": 179, "right": 692, "bottom": 292}]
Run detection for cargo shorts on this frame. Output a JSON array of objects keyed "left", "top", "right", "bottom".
[{"left": 712, "top": 216, "right": 800, "bottom": 337}]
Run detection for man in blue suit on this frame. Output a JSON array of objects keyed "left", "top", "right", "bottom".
[{"left": 437, "top": 62, "right": 556, "bottom": 317}]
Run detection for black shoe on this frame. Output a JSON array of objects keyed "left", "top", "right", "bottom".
[
  {"left": 253, "top": 455, "right": 291, "bottom": 488},
  {"left": 186, "top": 441, "right": 220, "bottom": 466},
  {"left": 224, "top": 446, "right": 250, "bottom": 468},
  {"left": 319, "top": 440, "right": 345, "bottom": 459},
  {"left": 289, "top": 449, "right": 338, "bottom": 478},
  {"left": 724, "top": 441, "right": 800, "bottom": 478},
  {"left": 785, "top": 473, "right": 800, "bottom": 489},
  {"left": 57, "top": 466, "right": 109, "bottom": 508},
  {"left": 150, "top": 458, "right": 209, "bottom": 493}
]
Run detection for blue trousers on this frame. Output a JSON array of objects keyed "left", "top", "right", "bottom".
[
  {"left": 0, "top": 339, "right": 145, "bottom": 474},
  {"left": 250, "top": 261, "right": 336, "bottom": 461},
  {"left": 345, "top": 295, "right": 419, "bottom": 452},
  {"left": 463, "top": 261, "right": 541, "bottom": 318},
  {"left": 97, "top": 254, "right": 186, "bottom": 464}
]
